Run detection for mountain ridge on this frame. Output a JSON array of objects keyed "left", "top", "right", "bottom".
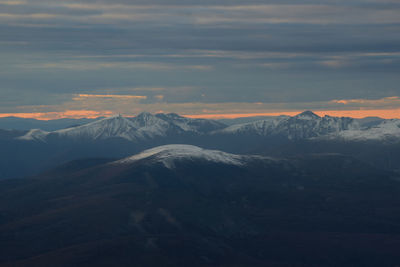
[
  {"left": 213, "top": 110, "right": 361, "bottom": 140},
  {"left": 15, "top": 111, "right": 400, "bottom": 142},
  {"left": 17, "top": 113, "right": 227, "bottom": 142}
]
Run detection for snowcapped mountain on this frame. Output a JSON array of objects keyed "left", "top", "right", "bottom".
[
  {"left": 115, "top": 144, "right": 254, "bottom": 168},
  {"left": 214, "top": 117, "right": 287, "bottom": 136},
  {"left": 15, "top": 111, "right": 400, "bottom": 143},
  {"left": 333, "top": 119, "right": 400, "bottom": 141},
  {"left": 155, "top": 113, "right": 225, "bottom": 133},
  {"left": 17, "top": 113, "right": 226, "bottom": 142},
  {"left": 53, "top": 115, "right": 140, "bottom": 141},
  {"left": 215, "top": 111, "right": 360, "bottom": 140}
]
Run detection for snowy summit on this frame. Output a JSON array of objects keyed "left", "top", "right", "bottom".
[{"left": 115, "top": 144, "right": 247, "bottom": 168}]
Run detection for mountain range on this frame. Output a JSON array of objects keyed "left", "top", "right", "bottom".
[
  {"left": 14, "top": 111, "right": 400, "bottom": 143},
  {"left": 17, "top": 112, "right": 226, "bottom": 142},
  {"left": 0, "top": 111, "right": 399, "bottom": 180}
]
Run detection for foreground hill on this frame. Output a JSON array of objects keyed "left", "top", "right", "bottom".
[{"left": 1, "top": 145, "right": 400, "bottom": 266}]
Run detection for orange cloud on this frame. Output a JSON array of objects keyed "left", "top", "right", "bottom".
[
  {"left": 314, "top": 109, "right": 400, "bottom": 119},
  {"left": 2, "top": 109, "right": 400, "bottom": 121},
  {"left": 331, "top": 96, "right": 400, "bottom": 106},
  {"left": 185, "top": 108, "right": 400, "bottom": 119},
  {"left": 154, "top": 95, "right": 164, "bottom": 100},
  {"left": 0, "top": 110, "right": 114, "bottom": 120}
]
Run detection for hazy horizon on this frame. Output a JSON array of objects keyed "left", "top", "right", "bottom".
[{"left": 0, "top": 109, "right": 396, "bottom": 121}]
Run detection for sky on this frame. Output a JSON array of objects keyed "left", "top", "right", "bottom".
[{"left": 0, "top": 0, "right": 399, "bottom": 119}]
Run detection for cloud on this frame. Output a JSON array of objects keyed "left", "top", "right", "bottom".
[
  {"left": 319, "top": 60, "right": 350, "bottom": 68},
  {"left": 0, "top": 110, "right": 114, "bottom": 120},
  {"left": 2, "top": 108, "right": 400, "bottom": 120},
  {"left": 0, "top": 0, "right": 26, "bottom": 5},
  {"left": 4, "top": 94, "right": 398, "bottom": 120},
  {"left": 0, "top": 13, "right": 57, "bottom": 19},
  {"left": 154, "top": 95, "right": 164, "bottom": 100},
  {"left": 2, "top": 3, "right": 400, "bottom": 26},
  {"left": 0, "top": 0, "right": 399, "bottom": 113},
  {"left": 18, "top": 60, "right": 213, "bottom": 71},
  {"left": 87, "top": 87, "right": 166, "bottom": 92},
  {"left": 73, "top": 94, "right": 147, "bottom": 100},
  {"left": 331, "top": 96, "right": 400, "bottom": 108}
]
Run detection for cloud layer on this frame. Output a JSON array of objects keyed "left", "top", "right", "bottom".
[{"left": 0, "top": 0, "right": 399, "bottom": 117}]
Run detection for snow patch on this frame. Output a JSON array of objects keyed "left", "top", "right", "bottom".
[
  {"left": 115, "top": 144, "right": 247, "bottom": 168},
  {"left": 214, "top": 113, "right": 360, "bottom": 140},
  {"left": 54, "top": 115, "right": 140, "bottom": 141},
  {"left": 17, "top": 129, "right": 49, "bottom": 141},
  {"left": 334, "top": 119, "right": 400, "bottom": 141}
]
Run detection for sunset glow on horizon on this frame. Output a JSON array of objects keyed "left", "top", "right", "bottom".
[
  {"left": 0, "top": 110, "right": 114, "bottom": 120},
  {"left": 1, "top": 108, "right": 399, "bottom": 120},
  {"left": 185, "top": 109, "right": 400, "bottom": 119}
]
